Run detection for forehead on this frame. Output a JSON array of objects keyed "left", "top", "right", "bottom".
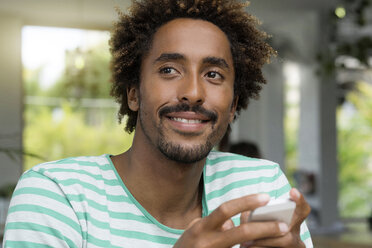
[{"left": 147, "top": 18, "right": 233, "bottom": 64}]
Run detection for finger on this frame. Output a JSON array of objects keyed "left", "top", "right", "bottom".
[
  {"left": 253, "top": 233, "right": 306, "bottom": 248},
  {"left": 218, "top": 221, "right": 288, "bottom": 247},
  {"left": 205, "top": 194, "right": 270, "bottom": 229},
  {"left": 252, "top": 232, "right": 292, "bottom": 247},
  {"left": 221, "top": 219, "right": 235, "bottom": 231},
  {"left": 240, "top": 210, "right": 251, "bottom": 225},
  {"left": 289, "top": 188, "right": 311, "bottom": 229},
  {"left": 239, "top": 211, "right": 252, "bottom": 248}
]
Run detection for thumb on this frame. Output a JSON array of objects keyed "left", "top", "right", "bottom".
[
  {"left": 186, "top": 217, "right": 202, "bottom": 229},
  {"left": 222, "top": 220, "right": 235, "bottom": 248}
]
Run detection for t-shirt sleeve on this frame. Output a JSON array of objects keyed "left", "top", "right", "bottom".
[
  {"left": 3, "top": 170, "right": 83, "bottom": 248},
  {"left": 273, "top": 166, "right": 313, "bottom": 248}
]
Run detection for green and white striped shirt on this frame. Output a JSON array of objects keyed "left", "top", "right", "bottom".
[{"left": 4, "top": 151, "right": 312, "bottom": 247}]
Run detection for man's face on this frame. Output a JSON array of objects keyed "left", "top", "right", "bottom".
[{"left": 130, "top": 18, "right": 236, "bottom": 163}]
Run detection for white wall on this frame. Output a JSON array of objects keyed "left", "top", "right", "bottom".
[
  {"left": 232, "top": 7, "right": 322, "bottom": 169},
  {"left": 0, "top": 15, "right": 23, "bottom": 187},
  {"left": 231, "top": 62, "right": 285, "bottom": 169}
]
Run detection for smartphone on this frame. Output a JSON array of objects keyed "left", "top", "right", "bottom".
[{"left": 248, "top": 198, "right": 295, "bottom": 225}]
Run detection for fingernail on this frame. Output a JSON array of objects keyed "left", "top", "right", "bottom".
[
  {"left": 221, "top": 220, "right": 234, "bottom": 231},
  {"left": 241, "top": 241, "right": 253, "bottom": 248},
  {"left": 257, "top": 193, "right": 270, "bottom": 203},
  {"left": 292, "top": 188, "right": 300, "bottom": 199},
  {"left": 279, "top": 222, "right": 289, "bottom": 233}
]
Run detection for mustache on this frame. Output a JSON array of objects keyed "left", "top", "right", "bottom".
[{"left": 159, "top": 103, "right": 218, "bottom": 123}]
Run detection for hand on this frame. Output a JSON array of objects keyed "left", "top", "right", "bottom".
[
  {"left": 240, "top": 188, "right": 311, "bottom": 248},
  {"left": 173, "top": 194, "right": 289, "bottom": 248}
]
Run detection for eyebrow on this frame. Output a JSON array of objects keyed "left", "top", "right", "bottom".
[
  {"left": 154, "top": 53, "right": 230, "bottom": 70},
  {"left": 202, "top": 56, "right": 230, "bottom": 70},
  {"left": 154, "top": 53, "right": 185, "bottom": 63}
]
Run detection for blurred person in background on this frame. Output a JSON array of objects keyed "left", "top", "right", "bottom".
[{"left": 229, "top": 141, "right": 262, "bottom": 159}]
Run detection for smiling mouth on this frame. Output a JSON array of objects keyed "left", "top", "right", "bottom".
[
  {"left": 168, "top": 117, "right": 207, "bottom": 124},
  {"left": 158, "top": 103, "right": 218, "bottom": 125},
  {"left": 165, "top": 111, "right": 211, "bottom": 124},
  {"left": 163, "top": 112, "right": 212, "bottom": 134}
]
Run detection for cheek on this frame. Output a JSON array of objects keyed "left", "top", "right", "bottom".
[
  {"left": 208, "top": 87, "right": 235, "bottom": 113},
  {"left": 141, "top": 83, "right": 175, "bottom": 112}
]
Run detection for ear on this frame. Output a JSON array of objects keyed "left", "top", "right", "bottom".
[
  {"left": 229, "top": 96, "right": 239, "bottom": 123},
  {"left": 127, "top": 86, "right": 139, "bottom": 111}
]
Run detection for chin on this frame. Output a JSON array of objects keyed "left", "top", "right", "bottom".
[{"left": 158, "top": 140, "right": 213, "bottom": 164}]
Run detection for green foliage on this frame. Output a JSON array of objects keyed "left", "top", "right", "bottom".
[
  {"left": 23, "top": 68, "right": 43, "bottom": 96},
  {"left": 314, "top": 0, "right": 372, "bottom": 218},
  {"left": 24, "top": 104, "right": 133, "bottom": 171},
  {"left": 338, "top": 82, "right": 372, "bottom": 217},
  {"left": 47, "top": 43, "right": 112, "bottom": 99},
  {"left": 284, "top": 110, "right": 298, "bottom": 187},
  {"left": 284, "top": 81, "right": 372, "bottom": 217},
  {"left": 23, "top": 39, "right": 133, "bottom": 171},
  {"left": 317, "top": 0, "right": 372, "bottom": 75}
]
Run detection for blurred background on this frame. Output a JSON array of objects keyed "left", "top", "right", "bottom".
[{"left": 0, "top": 0, "right": 372, "bottom": 247}]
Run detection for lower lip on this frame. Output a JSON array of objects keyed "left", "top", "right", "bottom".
[{"left": 166, "top": 118, "right": 209, "bottom": 133}]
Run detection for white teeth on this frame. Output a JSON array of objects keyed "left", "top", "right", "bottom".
[{"left": 171, "top": 117, "right": 202, "bottom": 124}]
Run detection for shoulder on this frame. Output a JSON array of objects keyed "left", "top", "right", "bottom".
[
  {"left": 3, "top": 157, "right": 104, "bottom": 247},
  {"left": 31, "top": 154, "right": 111, "bottom": 171},
  {"left": 29, "top": 154, "right": 112, "bottom": 180},
  {"left": 204, "top": 151, "right": 289, "bottom": 202},
  {"left": 206, "top": 151, "right": 280, "bottom": 174},
  {"left": 22, "top": 154, "right": 116, "bottom": 195}
]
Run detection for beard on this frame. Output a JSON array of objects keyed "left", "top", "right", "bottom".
[
  {"left": 139, "top": 103, "right": 227, "bottom": 164},
  {"left": 157, "top": 129, "right": 214, "bottom": 164}
]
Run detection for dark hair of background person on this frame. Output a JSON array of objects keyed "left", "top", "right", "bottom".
[
  {"left": 229, "top": 141, "right": 261, "bottom": 158},
  {"left": 110, "top": 0, "right": 276, "bottom": 133}
]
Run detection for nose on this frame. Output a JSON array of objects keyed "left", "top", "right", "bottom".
[{"left": 177, "top": 74, "right": 205, "bottom": 105}]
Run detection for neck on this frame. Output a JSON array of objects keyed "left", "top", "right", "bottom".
[{"left": 111, "top": 129, "right": 206, "bottom": 229}]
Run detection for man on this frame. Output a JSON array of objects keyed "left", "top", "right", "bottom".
[{"left": 4, "top": 0, "right": 312, "bottom": 247}]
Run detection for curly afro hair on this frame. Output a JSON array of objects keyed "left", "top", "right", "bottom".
[{"left": 110, "top": 0, "right": 276, "bottom": 133}]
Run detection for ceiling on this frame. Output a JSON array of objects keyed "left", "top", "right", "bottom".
[
  {"left": 0, "top": 0, "right": 339, "bottom": 30},
  {"left": 0, "top": 0, "right": 130, "bottom": 30}
]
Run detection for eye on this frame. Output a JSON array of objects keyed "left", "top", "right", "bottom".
[
  {"left": 159, "top": 67, "right": 177, "bottom": 75},
  {"left": 205, "top": 71, "right": 223, "bottom": 80}
]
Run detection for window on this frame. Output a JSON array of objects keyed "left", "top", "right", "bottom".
[{"left": 22, "top": 26, "right": 133, "bottom": 170}]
